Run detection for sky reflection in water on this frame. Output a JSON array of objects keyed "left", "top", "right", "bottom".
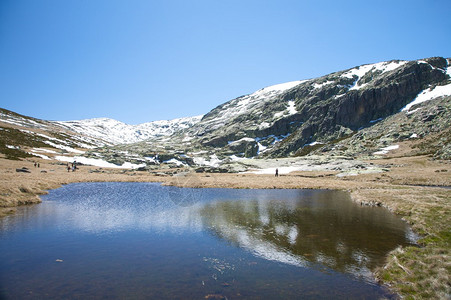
[{"left": 0, "top": 182, "right": 414, "bottom": 299}]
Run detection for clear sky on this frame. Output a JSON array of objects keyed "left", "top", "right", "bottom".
[{"left": 1, "top": 0, "right": 450, "bottom": 124}]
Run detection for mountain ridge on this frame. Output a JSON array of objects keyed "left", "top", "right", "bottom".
[
  {"left": 55, "top": 115, "right": 203, "bottom": 145},
  {"left": 1, "top": 56, "right": 450, "bottom": 170},
  {"left": 159, "top": 57, "right": 450, "bottom": 160}
]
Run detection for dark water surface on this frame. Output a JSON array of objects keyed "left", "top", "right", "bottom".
[{"left": 0, "top": 182, "right": 416, "bottom": 299}]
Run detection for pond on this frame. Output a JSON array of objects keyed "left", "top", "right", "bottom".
[{"left": 0, "top": 182, "right": 416, "bottom": 299}]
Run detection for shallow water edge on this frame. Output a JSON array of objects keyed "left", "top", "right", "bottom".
[{"left": 1, "top": 182, "right": 420, "bottom": 299}]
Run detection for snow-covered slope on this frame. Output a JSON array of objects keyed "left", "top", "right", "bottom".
[
  {"left": 199, "top": 80, "right": 306, "bottom": 132},
  {"left": 55, "top": 115, "right": 203, "bottom": 145}
]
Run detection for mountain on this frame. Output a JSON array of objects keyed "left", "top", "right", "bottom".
[
  {"left": 130, "top": 56, "right": 449, "bottom": 169},
  {"left": 173, "top": 57, "right": 450, "bottom": 157},
  {"left": 55, "top": 116, "right": 203, "bottom": 145},
  {"left": 1, "top": 56, "right": 450, "bottom": 170},
  {"left": 0, "top": 108, "right": 201, "bottom": 166}
]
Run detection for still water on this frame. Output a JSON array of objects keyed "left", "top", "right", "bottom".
[{"left": 0, "top": 182, "right": 415, "bottom": 299}]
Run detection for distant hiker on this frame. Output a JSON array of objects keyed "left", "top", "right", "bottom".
[
  {"left": 275, "top": 168, "right": 279, "bottom": 177},
  {"left": 67, "top": 165, "right": 71, "bottom": 172},
  {"left": 34, "top": 162, "right": 37, "bottom": 168},
  {"left": 37, "top": 163, "right": 40, "bottom": 168}
]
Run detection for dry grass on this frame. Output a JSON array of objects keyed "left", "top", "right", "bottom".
[
  {"left": 1, "top": 155, "right": 450, "bottom": 298},
  {"left": 352, "top": 187, "right": 451, "bottom": 298}
]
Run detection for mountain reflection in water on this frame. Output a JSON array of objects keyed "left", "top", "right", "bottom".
[
  {"left": 0, "top": 183, "right": 415, "bottom": 299},
  {"left": 34, "top": 183, "right": 413, "bottom": 281},
  {"left": 200, "top": 190, "right": 414, "bottom": 280}
]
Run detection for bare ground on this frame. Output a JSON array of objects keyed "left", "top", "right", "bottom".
[{"left": 1, "top": 155, "right": 450, "bottom": 298}]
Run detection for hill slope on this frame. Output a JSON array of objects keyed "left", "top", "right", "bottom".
[
  {"left": 132, "top": 56, "right": 450, "bottom": 168},
  {"left": 173, "top": 57, "right": 450, "bottom": 157},
  {"left": 1, "top": 56, "right": 450, "bottom": 170},
  {"left": 55, "top": 116, "right": 202, "bottom": 145}
]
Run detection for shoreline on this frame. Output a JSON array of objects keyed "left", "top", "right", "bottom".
[{"left": 1, "top": 156, "right": 450, "bottom": 298}]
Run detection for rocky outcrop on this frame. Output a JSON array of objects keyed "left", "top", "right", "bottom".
[
  {"left": 226, "top": 138, "right": 259, "bottom": 158},
  {"left": 266, "top": 58, "right": 449, "bottom": 157},
  {"left": 118, "top": 57, "right": 450, "bottom": 163}
]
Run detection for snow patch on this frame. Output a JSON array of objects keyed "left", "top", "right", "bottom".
[
  {"left": 32, "top": 148, "right": 58, "bottom": 154},
  {"left": 273, "top": 100, "right": 297, "bottom": 119},
  {"left": 144, "top": 156, "right": 159, "bottom": 164},
  {"left": 258, "top": 122, "right": 271, "bottom": 130},
  {"left": 287, "top": 100, "right": 297, "bottom": 115},
  {"left": 308, "top": 141, "right": 323, "bottom": 146},
  {"left": 55, "top": 155, "right": 145, "bottom": 169},
  {"left": 193, "top": 154, "right": 222, "bottom": 167},
  {"left": 343, "top": 61, "right": 408, "bottom": 90},
  {"left": 373, "top": 145, "right": 399, "bottom": 155},
  {"left": 249, "top": 167, "right": 305, "bottom": 175},
  {"left": 29, "top": 152, "right": 51, "bottom": 160},
  {"left": 313, "top": 81, "right": 335, "bottom": 89},
  {"left": 229, "top": 155, "right": 246, "bottom": 161},
  {"left": 402, "top": 83, "right": 451, "bottom": 112},
  {"left": 253, "top": 80, "right": 307, "bottom": 97},
  {"left": 43, "top": 141, "right": 85, "bottom": 154},
  {"left": 163, "top": 158, "right": 187, "bottom": 166},
  {"left": 228, "top": 137, "right": 255, "bottom": 145},
  {"left": 257, "top": 142, "right": 267, "bottom": 154}
]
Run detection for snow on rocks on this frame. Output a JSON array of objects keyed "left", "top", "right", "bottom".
[
  {"left": 252, "top": 81, "right": 307, "bottom": 97},
  {"left": 228, "top": 137, "right": 255, "bottom": 145},
  {"left": 287, "top": 100, "right": 297, "bottom": 115},
  {"left": 55, "top": 115, "right": 203, "bottom": 145},
  {"left": 54, "top": 155, "right": 146, "bottom": 169},
  {"left": 28, "top": 152, "right": 51, "bottom": 160},
  {"left": 163, "top": 158, "right": 188, "bottom": 167},
  {"left": 308, "top": 141, "right": 324, "bottom": 146},
  {"left": 373, "top": 145, "right": 399, "bottom": 155},
  {"left": 342, "top": 60, "right": 408, "bottom": 91},
  {"left": 274, "top": 100, "right": 297, "bottom": 119},
  {"left": 402, "top": 83, "right": 451, "bottom": 113},
  {"left": 313, "top": 81, "right": 335, "bottom": 89},
  {"left": 192, "top": 154, "right": 222, "bottom": 168},
  {"left": 202, "top": 81, "right": 306, "bottom": 131},
  {"left": 240, "top": 156, "right": 384, "bottom": 176},
  {"left": 43, "top": 141, "right": 85, "bottom": 154}
]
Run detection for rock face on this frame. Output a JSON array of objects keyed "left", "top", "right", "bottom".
[
  {"left": 167, "top": 56, "right": 450, "bottom": 160},
  {"left": 319, "top": 95, "right": 451, "bottom": 160},
  {"left": 268, "top": 57, "right": 449, "bottom": 157}
]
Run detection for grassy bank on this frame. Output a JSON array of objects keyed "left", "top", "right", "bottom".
[
  {"left": 1, "top": 156, "right": 450, "bottom": 299},
  {"left": 352, "top": 187, "right": 450, "bottom": 298}
]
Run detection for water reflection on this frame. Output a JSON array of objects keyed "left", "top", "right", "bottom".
[
  {"left": 0, "top": 183, "right": 413, "bottom": 299},
  {"left": 36, "top": 182, "right": 207, "bottom": 234},
  {"left": 35, "top": 183, "right": 413, "bottom": 280},
  {"left": 200, "top": 190, "right": 413, "bottom": 280}
]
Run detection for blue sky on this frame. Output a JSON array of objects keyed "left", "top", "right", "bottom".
[{"left": 1, "top": 0, "right": 450, "bottom": 124}]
